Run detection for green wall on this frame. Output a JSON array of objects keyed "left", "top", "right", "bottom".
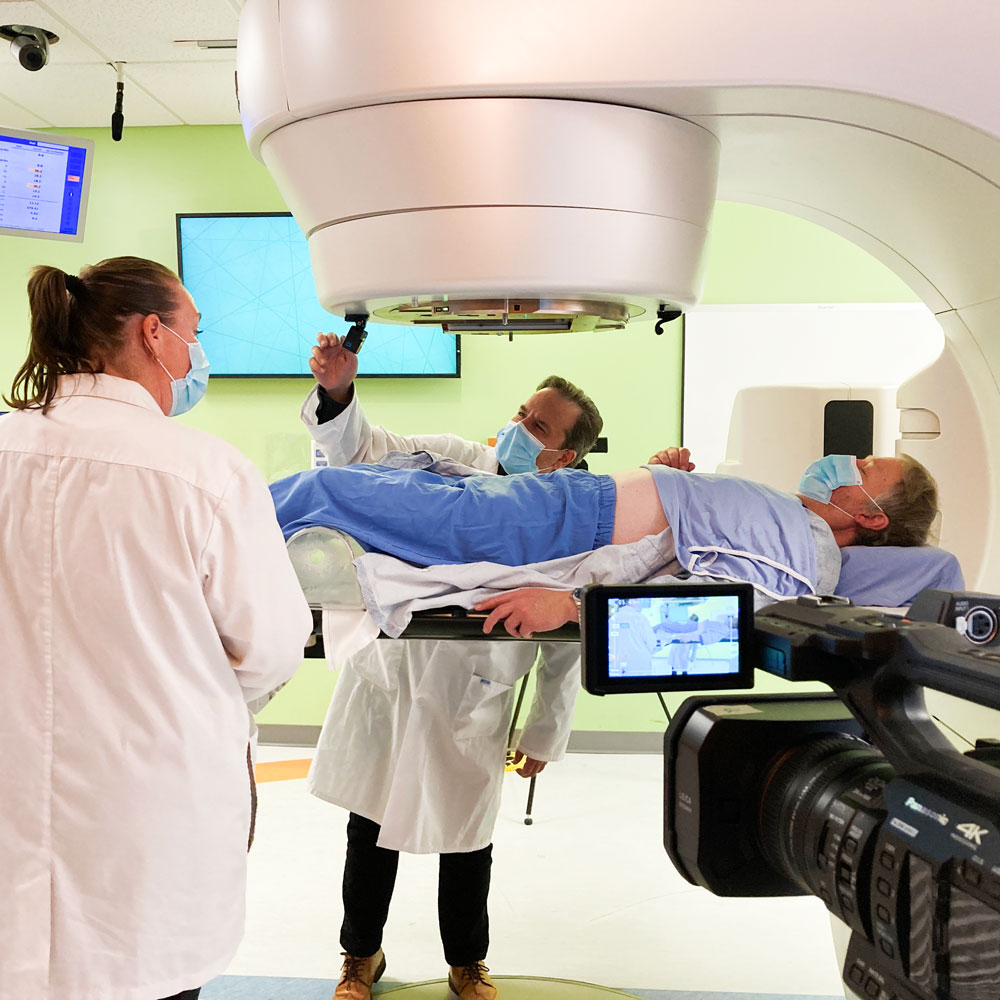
[{"left": 0, "top": 125, "right": 919, "bottom": 733}]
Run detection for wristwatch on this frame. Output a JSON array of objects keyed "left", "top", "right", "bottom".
[{"left": 570, "top": 587, "right": 584, "bottom": 619}]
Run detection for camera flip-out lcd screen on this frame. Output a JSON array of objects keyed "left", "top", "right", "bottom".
[{"left": 581, "top": 583, "right": 755, "bottom": 695}]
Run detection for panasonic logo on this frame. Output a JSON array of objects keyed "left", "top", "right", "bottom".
[{"left": 905, "top": 796, "right": 950, "bottom": 827}]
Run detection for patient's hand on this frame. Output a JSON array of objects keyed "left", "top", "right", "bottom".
[
  {"left": 474, "top": 588, "right": 577, "bottom": 638},
  {"left": 647, "top": 446, "right": 695, "bottom": 471},
  {"left": 511, "top": 749, "right": 548, "bottom": 777},
  {"left": 310, "top": 332, "right": 358, "bottom": 403}
]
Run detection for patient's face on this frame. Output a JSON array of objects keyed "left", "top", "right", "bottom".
[
  {"left": 832, "top": 455, "right": 904, "bottom": 511},
  {"left": 858, "top": 456, "right": 905, "bottom": 500},
  {"left": 511, "top": 388, "right": 581, "bottom": 468}
]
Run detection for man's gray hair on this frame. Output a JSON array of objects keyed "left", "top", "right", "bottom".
[
  {"left": 536, "top": 375, "right": 604, "bottom": 467},
  {"left": 853, "top": 454, "right": 939, "bottom": 547}
]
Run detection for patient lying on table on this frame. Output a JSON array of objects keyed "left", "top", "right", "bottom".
[{"left": 270, "top": 452, "right": 938, "bottom": 620}]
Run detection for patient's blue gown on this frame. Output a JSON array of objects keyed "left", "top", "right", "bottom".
[{"left": 269, "top": 464, "right": 617, "bottom": 567}]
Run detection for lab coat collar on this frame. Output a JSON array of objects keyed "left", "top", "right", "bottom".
[{"left": 54, "top": 373, "right": 164, "bottom": 415}]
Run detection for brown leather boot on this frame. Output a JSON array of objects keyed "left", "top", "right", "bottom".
[
  {"left": 448, "top": 961, "right": 499, "bottom": 999},
  {"left": 333, "top": 949, "right": 386, "bottom": 1000}
]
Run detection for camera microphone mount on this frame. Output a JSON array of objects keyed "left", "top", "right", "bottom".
[{"left": 111, "top": 62, "right": 126, "bottom": 142}]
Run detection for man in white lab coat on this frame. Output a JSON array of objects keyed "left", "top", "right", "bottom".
[
  {"left": 0, "top": 258, "right": 312, "bottom": 1000},
  {"left": 300, "top": 333, "right": 604, "bottom": 1000},
  {"left": 609, "top": 600, "right": 659, "bottom": 676}
]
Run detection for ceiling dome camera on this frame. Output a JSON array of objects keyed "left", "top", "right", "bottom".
[{"left": 0, "top": 24, "right": 59, "bottom": 71}]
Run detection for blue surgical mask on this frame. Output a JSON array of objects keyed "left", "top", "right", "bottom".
[
  {"left": 798, "top": 455, "right": 862, "bottom": 502},
  {"left": 798, "top": 454, "right": 884, "bottom": 518},
  {"left": 156, "top": 325, "right": 210, "bottom": 416},
  {"left": 494, "top": 420, "right": 560, "bottom": 474}
]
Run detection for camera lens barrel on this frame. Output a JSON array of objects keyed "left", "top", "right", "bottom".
[{"left": 759, "top": 735, "right": 895, "bottom": 935}]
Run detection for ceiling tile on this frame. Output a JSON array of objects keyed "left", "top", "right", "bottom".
[
  {"left": 37, "top": 0, "right": 241, "bottom": 63},
  {"left": 128, "top": 60, "right": 241, "bottom": 125},
  {"left": 0, "top": 90, "right": 50, "bottom": 127},
  {"left": 0, "top": 60, "right": 183, "bottom": 126},
  {"left": 0, "top": 1, "right": 245, "bottom": 126}
]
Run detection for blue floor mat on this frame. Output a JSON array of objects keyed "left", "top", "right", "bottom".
[{"left": 200, "top": 977, "right": 843, "bottom": 1000}]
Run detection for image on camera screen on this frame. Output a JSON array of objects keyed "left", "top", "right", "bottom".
[{"left": 607, "top": 594, "right": 741, "bottom": 679}]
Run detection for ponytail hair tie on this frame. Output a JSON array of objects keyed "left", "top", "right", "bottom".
[{"left": 64, "top": 273, "right": 86, "bottom": 297}]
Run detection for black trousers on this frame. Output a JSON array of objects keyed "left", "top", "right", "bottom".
[
  {"left": 340, "top": 812, "right": 492, "bottom": 967},
  {"left": 158, "top": 990, "right": 201, "bottom": 1000}
]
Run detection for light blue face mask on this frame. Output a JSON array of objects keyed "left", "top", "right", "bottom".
[
  {"left": 494, "top": 420, "right": 561, "bottom": 474},
  {"left": 156, "top": 325, "right": 210, "bottom": 416},
  {"left": 798, "top": 454, "right": 884, "bottom": 517}
]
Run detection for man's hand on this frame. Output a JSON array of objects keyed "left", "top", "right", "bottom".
[
  {"left": 474, "top": 588, "right": 577, "bottom": 638},
  {"left": 309, "top": 332, "right": 359, "bottom": 403},
  {"left": 647, "top": 446, "right": 696, "bottom": 471},
  {"left": 511, "top": 749, "right": 547, "bottom": 778}
]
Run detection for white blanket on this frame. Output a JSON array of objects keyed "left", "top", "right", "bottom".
[{"left": 318, "top": 530, "right": 680, "bottom": 664}]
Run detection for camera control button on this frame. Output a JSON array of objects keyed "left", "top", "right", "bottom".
[
  {"left": 879, "top": 938, "right": 895, "bottom": 958},
  {"left": 879, "top": 850, "right": 896, "bottom": 871},
  {"left": 841, "top": 894, "right": 856, "bottom": 913},
  {"left": 864, "top": 976, "right": 881, "bottom": 997},
  {"left": 876, "top": 877, "right": 892, "bottom": 897},
  {"left": 844, "top": 836, "right": 859, "bottom": 855},
  {"left": 876, "top": 903, "right": 892, "bottom": 923},
  {"left": 964, "top": 863, "right": 982, "bottom": 887},
  {"left": 848, "top": 965, "right": 865, "bottom": 986}
]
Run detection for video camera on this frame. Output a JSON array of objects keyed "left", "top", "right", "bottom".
[{"left": 580, "top": 584, "right": 1000, "bottom": 1000}]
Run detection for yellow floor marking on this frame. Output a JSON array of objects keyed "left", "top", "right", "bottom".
[{"left": 254, "top": 758, "right": 312, "bottom": 783}]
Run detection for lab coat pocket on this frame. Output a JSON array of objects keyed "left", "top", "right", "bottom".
[{"left": 453, "top": 674, "right": 514, "bottom": 743}]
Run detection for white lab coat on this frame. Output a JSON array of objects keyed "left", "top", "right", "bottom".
[
  {"left": 609, "top": 606, "right": 658, "bottom": 676},
  {"left": 0, "top": 375, "right": 312, "bottom": 1000},
  {"left": 301, "top": 384, "right": 581, "bottom": 853},
  {"left": 304, "top": 383, "right": 500, "bottom": 472}
]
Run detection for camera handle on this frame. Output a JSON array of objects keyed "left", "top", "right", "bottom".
[
  {"left": 833, "top": 625, "right": 1000, "bottom": 816},
  {"left": 755, "top": 600, "right": 1000, "bottom": 816}
]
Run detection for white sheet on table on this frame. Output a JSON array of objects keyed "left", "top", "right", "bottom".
[
  {"left": 320, "top": 606, "right": 381, "bottom": 669},
  {"left": 355, "top": 529, "right": 680, "bottom": 638}
]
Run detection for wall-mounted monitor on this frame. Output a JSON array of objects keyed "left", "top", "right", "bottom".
[
  {"left": 176, "top": 213, "right": 460, "bottom": 379},
  {"left": 0, "top": 127, "right": 94, "bottom": 242}
]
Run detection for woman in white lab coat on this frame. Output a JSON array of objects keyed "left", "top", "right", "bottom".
[{"left": 0, "top": 257, "right": 312, "bottom": 1000}]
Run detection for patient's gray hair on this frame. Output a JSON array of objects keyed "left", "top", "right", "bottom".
[
  {"left": 537, "top": 375, "right": 603, "bottom": 466},
  {"left": 853, "top": 454, "right": 939, "bottom": 547}
]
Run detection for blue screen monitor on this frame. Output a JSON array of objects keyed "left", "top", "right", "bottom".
[
  {"left": 0, "top": 127, "right": 94, "bottom": 242},
  {"left": 176, "top": 213, "right": 461, "bottom": 378}
]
